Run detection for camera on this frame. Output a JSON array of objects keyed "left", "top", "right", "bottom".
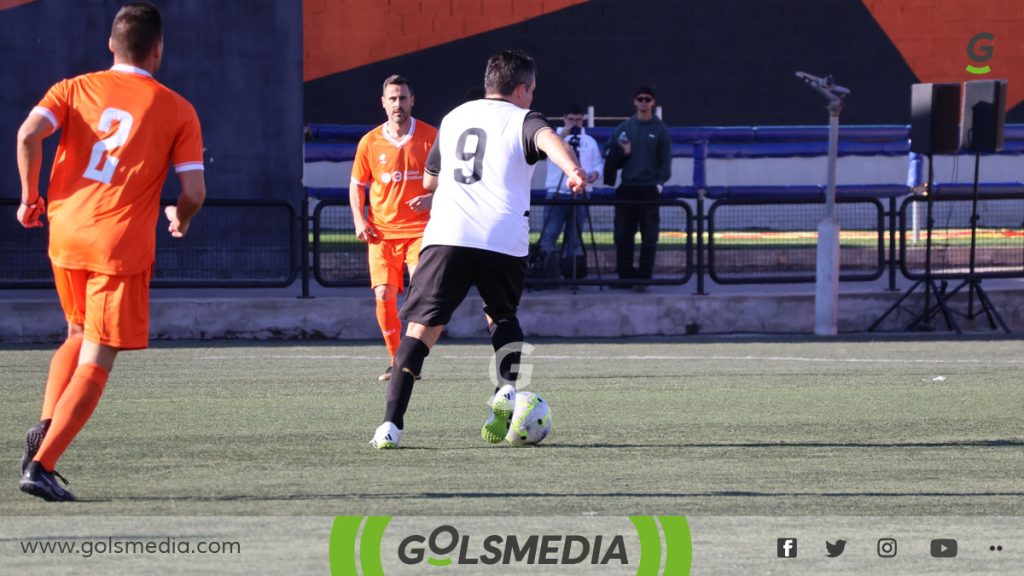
[{"left": 566, "top": 126, "right": 581, "bottom": 150}]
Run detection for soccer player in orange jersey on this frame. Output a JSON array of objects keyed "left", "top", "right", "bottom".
[
  {"left": 15, "top": 2, "right": 206, "bottom": 501},
  {"left": 349, "top": 75, "right": 437, "bottom": 381}
]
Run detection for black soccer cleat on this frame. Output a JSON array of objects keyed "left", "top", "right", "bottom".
[
  {"left": 20, "top": 419, "right": 51, "bottom": 474},
  {"left": 20, "top": 461, "right": 76, "bottom": 502}
]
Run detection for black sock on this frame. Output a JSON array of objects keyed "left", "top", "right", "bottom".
[
  {"left": 490, "top": 317, "right": 524, "bottom": 392},
  {"left": 383, "top": 336, "right": 430, "bottom": 430}
]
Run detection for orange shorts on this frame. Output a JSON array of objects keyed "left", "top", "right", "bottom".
[
  {"left": 368, "top": 236, "right": 422, "bottom": 291},
  {"left": 52, "top": 264, "right": 152, "bottom": 350}
]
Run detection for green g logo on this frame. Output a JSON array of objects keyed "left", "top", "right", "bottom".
[{"left": 966, "top": 32, "right": 994, "bottom": 74}]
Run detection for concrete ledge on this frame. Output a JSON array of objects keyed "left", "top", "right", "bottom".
[{"left": 3, "top": 281, "right": 1022, "bottom": 344}]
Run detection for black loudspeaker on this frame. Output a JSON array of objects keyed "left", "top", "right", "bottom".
[
  {"left": 961, "top": 79, "right": 1007, "bottom": 153},
  {"left": 910, "top": 83, "right": 961, "bottom": 155}
]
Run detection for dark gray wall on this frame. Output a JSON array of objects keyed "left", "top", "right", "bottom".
[{"left": 0, "top": 0, "right": 303, "bottom": 202}]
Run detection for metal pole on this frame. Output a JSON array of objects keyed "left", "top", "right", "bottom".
[
  {"left": 693, "top": 140, "right": 708, "bottom": 296},
  {"left": 299, "top": 188, "right": 312, "bottom": 299},
  {"left": 908, "top": 151, "right": 923, "bottom": 243},
  {"left": 796, "top": 72, "right": 848, "bottom": 335},
  {"left": 814, "top": 102, "right": 841, "bottom": 335}
]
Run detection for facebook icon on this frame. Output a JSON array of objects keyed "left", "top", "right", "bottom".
[{"left": 777, "top": 538, "right": 798, "bottom": 558}]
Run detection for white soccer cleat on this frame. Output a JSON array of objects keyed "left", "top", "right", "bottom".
[
  {"left": 481, "top": 384, "right": 516, "bottom": 444},
  {"left": 369, "top": 421, "right": 403, "bottom": 449}
]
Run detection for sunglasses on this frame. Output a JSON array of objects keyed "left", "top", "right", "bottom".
[{"left": 635, "top": 96, "right": 653, "bottom": 103}]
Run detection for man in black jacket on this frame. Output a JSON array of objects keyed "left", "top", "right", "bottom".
[{"left": 604, "top": 86, "right": 672, "bottom": 291}]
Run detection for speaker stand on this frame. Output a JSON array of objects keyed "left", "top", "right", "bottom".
[
  {"left": 870, "top": 154, "right": 960, "bottom": 332},
  {"left": 936, "top": 151, "right": 1010, "bottom": 333}
]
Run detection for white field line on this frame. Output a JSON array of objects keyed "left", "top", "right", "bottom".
[{"left": 199, "top": 353, "right": 1024, "bottom": 365}]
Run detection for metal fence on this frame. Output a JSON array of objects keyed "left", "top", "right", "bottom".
[
  {"left": 306, "top": 188, "right": 1024, "bottom": 291},
  {"left": 707, "top": 196, "right": 886, "bottom": 284},
  {"left": 3, "top": 191, "right": 1022, "bottom": 293},
  {"left": 0, "top": 199, "right": 297, "bottom": 289},
  {"left": 310, "top": 196, "right": 693, "bottom": 288},
  {"left": 527, "top": 197, "right": 693, "bottom": 287},
  {"left": 311, "top": 198, "right": 368, "bottom": 287},
  {"left": 899, "top": 190, "right": 1024, "bottom": 280}
]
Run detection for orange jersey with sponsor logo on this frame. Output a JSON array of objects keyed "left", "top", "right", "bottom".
[
  {"left": 34, "top": 65, "right": 204, "bottom": 275},
  {"left": 350, "top": 118, "right": 436, "bottom": 239}
]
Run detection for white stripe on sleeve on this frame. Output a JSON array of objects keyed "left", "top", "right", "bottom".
[
  {"left": 174, "top": 161, "right": 205, "bottom": 173},
  {"left": 30, "top": 107, "right": 60, "bottom": 130}
]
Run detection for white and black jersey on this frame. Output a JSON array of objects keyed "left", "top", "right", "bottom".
[{"left": 423, "top": 98, "right": 551, "bottom": 257}]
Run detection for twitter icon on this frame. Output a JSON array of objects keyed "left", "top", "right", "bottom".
[{"left": 826, "top": 539, "right": 847, "bottom": 558}]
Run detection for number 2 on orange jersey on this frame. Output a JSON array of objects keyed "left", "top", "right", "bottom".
[{"left": 83, "top": 107, "right": 134, "bottom": 184}]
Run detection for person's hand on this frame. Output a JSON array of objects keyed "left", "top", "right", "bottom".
[
  {"left": 619, "top": 139, "right": 632, "bottom": 156},
  {"left": 406, "top": 193, "right": 433, "bottom": 213},
  {"left": 567, "top": 167, "right": 587, "bottom": 194},
  {"left": 164, "top": 205, "right": 190, "bottom": 238},
  {"left": 355, "top": 219, "right": 381, "bottom": 244},
  {"left": 17, "top": 197, "right": 46, "bottom": 229},
  {"left": 587, "top": 171, "right": 599, "bottom": 184}
]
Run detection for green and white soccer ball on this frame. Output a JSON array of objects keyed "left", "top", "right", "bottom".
[{"left": 505, "top": 391, "right": 552, "bottom": 445}]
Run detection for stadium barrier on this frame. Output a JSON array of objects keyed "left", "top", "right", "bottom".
[
  {"left": 302, "top": 123, "right": 1023, "bottom": 294},
  {"left": 898, "top": 188, "right": 1024, "bottom": 280},
  {"left": 0, "top": 199, "right": 298, "bottom": 289},
  {"left": 309, "top": 195, "right": 693, "bottom": 288},
  {"left": 4, "top": 126, "right": 1022, "bottom": 294},
  {"left": 303, "top": 185, "right": 1024, "bottom": 292}
]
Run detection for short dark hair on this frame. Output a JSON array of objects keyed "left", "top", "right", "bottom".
[
  {"left": 634, "top": 86, "right": 656, "bottom": 99},
  {"left": 565, "top": 103, "right": 584, "bottom": 115},
  {"left": 382, "top": 74, "right": 412, "bottom": 95},
  {"left": 484, "top": 50, "right": 537, "bottom": 97},
  {"left": 110, "top": 2, "right": 162, "bottom": 63}
]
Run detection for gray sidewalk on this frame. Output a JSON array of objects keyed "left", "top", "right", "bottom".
[{"left": 3, "top": 277, "right": 1022, "bottom": 344}]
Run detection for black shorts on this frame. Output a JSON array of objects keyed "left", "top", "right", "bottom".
[{"left": 401, "top": 245, "right": 528, "bottom": 326}]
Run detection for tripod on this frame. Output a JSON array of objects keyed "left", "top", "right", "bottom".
[
  {"left": 870, "top": 154, "right": 959, "bottom": 332},
  {"left": 534, "top": 132, "right": 602, "bottom": 291},
  {"left": 933, "top": 151, "right": 1010, "bottom": 332},
  {"left": 565, "top": 133, "right": 603, "bottom": 290}
]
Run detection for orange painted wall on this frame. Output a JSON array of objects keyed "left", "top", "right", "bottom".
[
  {"left": 303, "top": 0, "right": 587, "bottom": 81},
  {"left": 863, "top": 0, "right": 1024, "bottom": 109},
  {"left": 0, "top": 0, "right": 36, "bottom": 10}
]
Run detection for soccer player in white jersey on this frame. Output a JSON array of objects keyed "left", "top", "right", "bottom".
[{"left": 370, "top": 49, "right": 587, "bottom": 449}]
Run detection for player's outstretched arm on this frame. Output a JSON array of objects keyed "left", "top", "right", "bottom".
[
  {"left": 16, "top": 113, "right": 53, "bottom": 228},
  {"left": 535, "top": 128, "right": 586, "bottom": 193},
  {"left": 166, "top": 170, "right": 206, "bottom": 238}
]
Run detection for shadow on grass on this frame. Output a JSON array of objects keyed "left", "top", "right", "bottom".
[{"left": 82, "top": 489, "right": 1024, "bottom": 504}]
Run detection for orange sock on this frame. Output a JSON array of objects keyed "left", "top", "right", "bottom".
[
  {"left": 375, "top": 299, "right": 402, "bottom": 361},
  {"left": 34, "top": 363, "right": 109, "bottom": 471},
  {"left": 41, "top": 335, "right": 84, "bottom": 421}
]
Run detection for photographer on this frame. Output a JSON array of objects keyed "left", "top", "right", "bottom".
[{"left": 536, "top": 104, "right": 603, "bottom": 278}]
